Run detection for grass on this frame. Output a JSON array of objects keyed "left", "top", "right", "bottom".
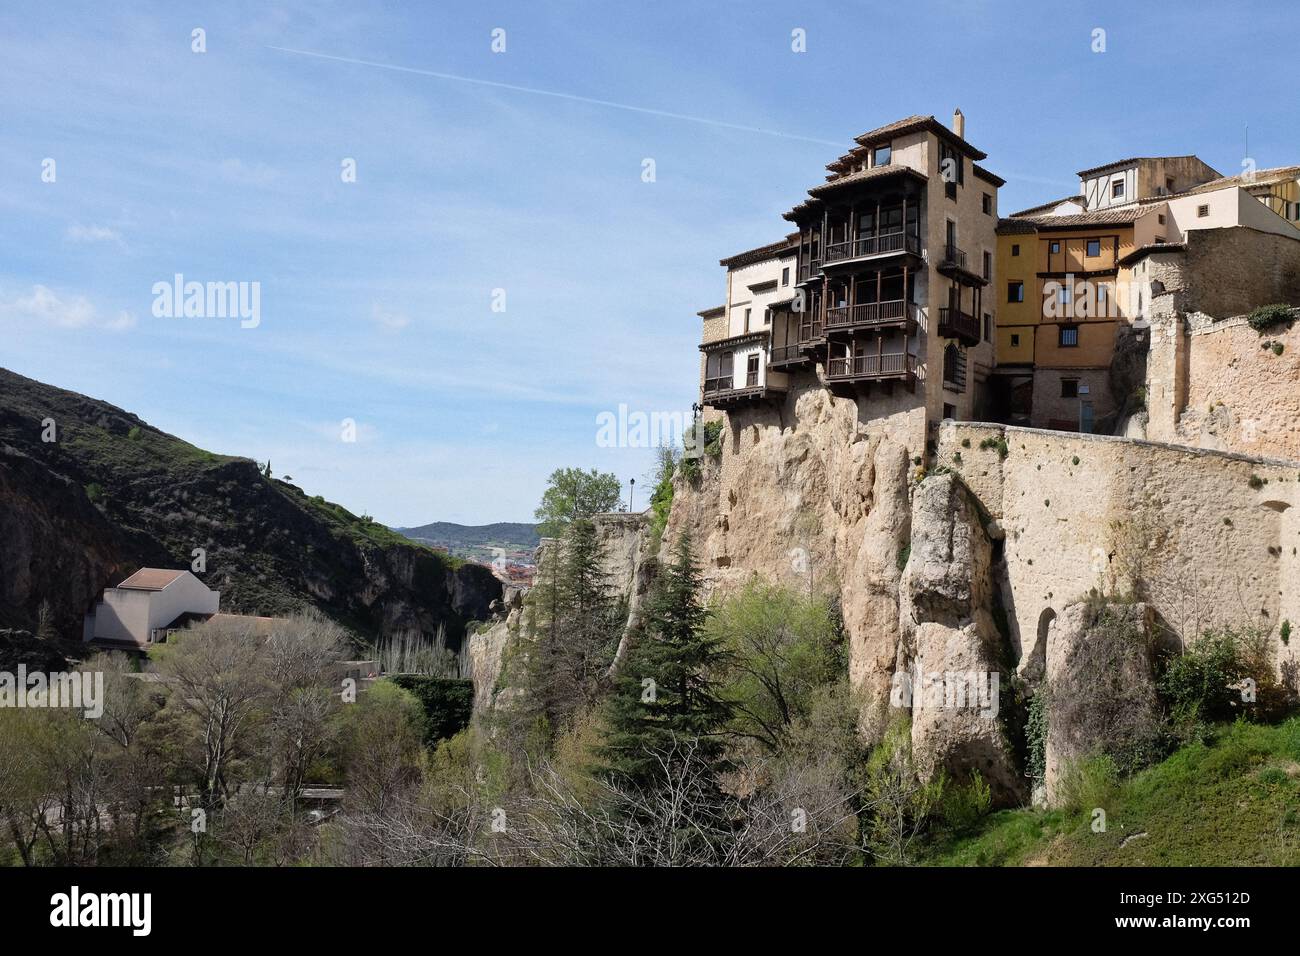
[{"left": 920, "top": 717, "right": 1300, "bottom": 866}]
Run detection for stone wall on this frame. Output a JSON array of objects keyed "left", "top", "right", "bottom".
[
  {"left": 934, "top": 421, "right": 1300, "bottom": 680},
  {"left": 1155, "top": 315, "right": 1300, "bottom": 461},
  {"left": 1142, "top": 227, "right": 1300, "bottom": 460},
  {"left": 1181, "top": 226, "right": 1300, "bottom": 320}
]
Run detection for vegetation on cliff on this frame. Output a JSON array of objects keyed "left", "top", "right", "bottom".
[{"left": 0, "top": 367, "right": 498, "bottom": 647}]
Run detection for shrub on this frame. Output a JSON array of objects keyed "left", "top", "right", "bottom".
[
  {"left": 1056, "top": 753, "right": 1119, "bottom": 814},
  {"left": 1158, "top": 631, "right": 1246, "bottom": 727},
  {"left": 940, "top": 769, "right": 992, "bottom": 831},
  {"left": 979, "top": 435, "right": 1009, "bottom": 459},
  {"left": 127, "top": 426, "right": 141, "bottom": 440},
  {"left": 1272, "top": 341, "right": 1285, "bottom": 356},
  {"left": 84, "top": 482, "right": 104, "bottom": 503},
  {"left": 702, "top": 420, "right": 723, "bottom": 457},
  {"left": 1249, "top": 474, "right": 1266, "bottom": 490},
  {"left": 1247, "top": 303, "right": 1295, "bottom": 333}
]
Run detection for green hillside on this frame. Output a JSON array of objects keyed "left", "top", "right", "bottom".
[{"left": 921, "top": 718, "right": 1300, "bottom": 866}]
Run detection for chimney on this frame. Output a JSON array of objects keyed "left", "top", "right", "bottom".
[{"left": 952, "top": 108, "right": 965, "bottom": 139}]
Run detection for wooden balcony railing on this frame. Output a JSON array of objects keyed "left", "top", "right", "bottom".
[
  {"left": 825, "top": 351, "right": 916, "bottom": 381},
  {"left": 797, "top": 259, "right": 822, "bottom": 283},
  {"left": 703, "top": 376, "right": 732, "bottom": 394},
  {"left": 769, "top": 344, "right": 806, "bottom": 365},
  {"left": 937, "top": 307, "right": 981, "bottom": 343},
  {"left": 824, "top": 300, "right": 917, "bottom": 331},
  {"left": 797, "top": 315, "right": 823, "bottom": 343},
  {"left": 823, "top": 231, "right": 920, "bottom": 264}
]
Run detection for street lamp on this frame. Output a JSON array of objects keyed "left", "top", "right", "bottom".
[{"left": 628, "top": 477, "right": 635, "bottom": 512}]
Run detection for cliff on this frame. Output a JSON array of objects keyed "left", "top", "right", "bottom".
[{"left": 0, "top": 367, "right": 501, "bottom": 648}]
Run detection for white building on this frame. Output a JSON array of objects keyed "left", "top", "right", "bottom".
[{"left": 82, "top": 569, "right": 220, "bottom": 649}]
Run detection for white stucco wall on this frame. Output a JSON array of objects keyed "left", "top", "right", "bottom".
[{"left": 86, "top": 572, "right": 220, "bottom": 646}]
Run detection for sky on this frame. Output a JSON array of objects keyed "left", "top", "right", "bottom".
[{"left": 2, "top": 1, "right": 1297, "bottom": 525}]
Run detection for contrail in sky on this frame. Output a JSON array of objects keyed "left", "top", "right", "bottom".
[{"left": 267, "top": 45, "right": 844, "bottom": 147}]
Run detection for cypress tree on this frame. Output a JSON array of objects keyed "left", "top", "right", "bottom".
[{"left": 600, "top": 534, "right": 732, "bottom": 784}]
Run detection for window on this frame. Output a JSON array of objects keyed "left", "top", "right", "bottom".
[
  {"left": 1086, "top": 238, "right": 1101, "bottom": 257},
  {"left": 1008, "top": 281, "right": 1024, "bottom": 303},
  {"left": 746, "top": 353, "right": 760, "bottom": 387},
  {"left": 1049, "top": 240, "right": 1060, "bottom": 254},
  {"left": 1158, "top": 213, "right": 1166, "bottom": 225},
  {"left": 982, "top": 193, "right": 993, "bottom": 215},
  {"left": 943, "top": 403, "right": 957, "bottom": 420},
  {"left": 1061, "top": 378, "right": 1079, "bottom": 398},
  {"left": 1154, "top": 236, "right": 1166, "bottom": 244},
  {"left": 983, "top": 313, "right": 991, "bottom": 342},
  {"left": 983, "top": 250, "right": 992, "bottom": 279},
  {"left": 744, "top": 307, "right": 752, "bottom": 331},
  {"left": 1165, "top": 176, "right": 1175, "bottom": 193},
  {"left": 1059, "top": 325, "right": 1079, "bottom": 347},
  {"left": 1111, "top": 180, "right": 1125, "bottom": 199},
  {"left": 1197, "top": 204, "right": 1210, "bottom": 218},
  {"left": 763, "top": 308, "right": 771, "bottom": 325},
  {"left": 1011, "top": 243, "right": 1020, "bottom": 257},
  {"left": 939, "top": 142, "right": 963, "bottom": 199},
  {"left": 1097, "top": 284, "right": 1109, "bottom": 314},
  {"left": 1059, "top": 285, "right": 1072, "bottom": 306},
  {"left": 873, "top": 144, "right": 891, "bottom": 166},
  {"left": 781, "top": 267, "right": 790, "bottom": 286},
  {"left": 1010, "top": 333, "right": 1021, "bottom": 347}
]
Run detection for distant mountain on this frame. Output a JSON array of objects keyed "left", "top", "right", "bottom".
[
  {"left": 394, "top": 521, "right": 540, "bottom": 566},
  {"left": 0, "top": 367, "right": 501, "bottom": 649}
]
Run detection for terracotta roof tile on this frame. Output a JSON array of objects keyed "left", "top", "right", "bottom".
[
  {"left": 117, "top": 568, "right": 187, "bottom": 591},
  {"left": 719, "top": 237, "right": 797, "bottom": 269}
]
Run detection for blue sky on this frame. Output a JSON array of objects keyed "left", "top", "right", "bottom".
[{"left": 3, "top": 1, "right": 1296, "bottom": 525}]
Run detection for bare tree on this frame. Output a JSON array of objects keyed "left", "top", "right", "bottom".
[{"left": 156, "top": 618, "right": 271, "bottom": 805}]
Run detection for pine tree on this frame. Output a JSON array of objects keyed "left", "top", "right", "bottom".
[
  {"left": 514, "top": 519, "right": 621, "bottom": 739},
  {"left": 600, "top": 534, "right": 732, "bottom": 784}
]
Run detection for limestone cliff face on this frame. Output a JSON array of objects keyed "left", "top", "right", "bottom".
[{"left": 664, "top": 386, "right": 914, "bottom": 741}]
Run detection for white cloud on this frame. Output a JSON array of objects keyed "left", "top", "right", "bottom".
[
  {"left": 370, "top": 302, "right": 411, "bottom": 331},
  {"left": 65, "top": 222, "right": 123, "bottom": 245},
  {"left": 0, "top": 285, "right": 134, "bottom": 333}
]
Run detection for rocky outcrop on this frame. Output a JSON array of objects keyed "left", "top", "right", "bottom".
[
  {"left": 466, "top": 587, "right": 525, "bottom": 713},
  {"left": 1042, "top": 601, "right": 1161, "bottom": 805},
  {"left": 898, "top": 474, "right": 1023, "bottom": 805}
]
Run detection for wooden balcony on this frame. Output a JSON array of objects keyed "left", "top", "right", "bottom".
[
  {"left": 702, "top": 375, "right": 786, "bottom": 409},
  {"left": 797, "top": 259, "right": 822, "bottom": 284},
  {"left": 796, "top": 314, "right": 824, "bottom": 346},
  {"left": 769, "top": 343, "right": 809, "bottom": 368},
  {"left": 937, "top": 307, "right": 981, "bottom": 346},
  {"left": 825, "top": 300, "right": 919, "bottom": 335},
  {"left": 825, "top": 351, "right": 917, "bottom": 386},
  {"left": 822, "top": 231, "right": 921, "bottom": 271}
]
